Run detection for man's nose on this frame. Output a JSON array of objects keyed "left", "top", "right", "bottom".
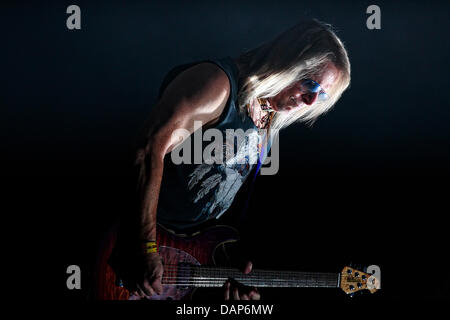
[{"left": 301, "top": 92, "right": 318, "bottom": 105}]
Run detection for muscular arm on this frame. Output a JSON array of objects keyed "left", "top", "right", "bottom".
[{"left": 135, "top": 62, "right": 231, "bottom": 241}]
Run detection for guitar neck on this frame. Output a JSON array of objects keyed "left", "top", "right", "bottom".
[{"left": 163, "top": 265, "right": 340, "bottom": 288}]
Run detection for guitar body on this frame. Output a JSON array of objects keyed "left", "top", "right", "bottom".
[
  {"left": 95, "top": 224, "right": 377, "bottom": 299},
  {"left": 95, "top": 224, "right": 239, "bottom": 300}
]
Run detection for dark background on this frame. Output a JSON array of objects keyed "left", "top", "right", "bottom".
[{"left": 1, "top": 0, "right": 449, "bottom": 305}]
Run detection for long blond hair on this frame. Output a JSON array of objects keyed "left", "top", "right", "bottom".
[{"left": 235, "top": 19, "right": 351, "bottom": 132}]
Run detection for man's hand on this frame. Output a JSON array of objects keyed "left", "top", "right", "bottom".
[
  {"left": 129, "top": 252, "right": 164, "bottom": 299},
  {"left": 223, "top": 261, "right": 260, "bottom": 300}
]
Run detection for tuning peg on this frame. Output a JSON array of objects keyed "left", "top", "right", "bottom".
[{"left": 349, "top": 293, "right": 355, "bottom": 298}]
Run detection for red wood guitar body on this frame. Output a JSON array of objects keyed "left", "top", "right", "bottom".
[{"left": 94, "top": 224, "right": 239, "bottom": 300}]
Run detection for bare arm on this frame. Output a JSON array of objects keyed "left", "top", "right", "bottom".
[{"left": 135, "top": 62, "right": 231, "bottom": 241}]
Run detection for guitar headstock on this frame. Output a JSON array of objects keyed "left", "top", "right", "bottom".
[{"left": 340, "top": 266, "right": 379, "bottom": 295}]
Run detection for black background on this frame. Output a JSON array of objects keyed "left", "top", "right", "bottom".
[{"left": 2, "top": 0, "right": 449, "bottom": 306}]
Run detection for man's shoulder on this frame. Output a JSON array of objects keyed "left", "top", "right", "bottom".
[
  {"left": 159, "top": 61, "right": 231, "bottom": 118},
  {"left": 179, "top": 61, "right": 230, "bottom": 100}
]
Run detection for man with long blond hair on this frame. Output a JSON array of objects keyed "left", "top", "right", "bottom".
[{"left": 111, "top": 18, "right": 351, "bottom": 300}]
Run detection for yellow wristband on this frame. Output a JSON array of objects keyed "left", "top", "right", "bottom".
[
  {"left": 144, "top": 247, "right": 158, "bottom": 254},
  {"left": 141, "top": 241, "right": 158, "bottom": 253}
]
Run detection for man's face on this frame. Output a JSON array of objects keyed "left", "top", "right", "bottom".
[{"left": 267, "top": 61, "right": 340, "bottom": 112}]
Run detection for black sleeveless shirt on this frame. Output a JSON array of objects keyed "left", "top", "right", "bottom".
[{"left": 156, "top": 56, "right": 261, "bottom": 231}]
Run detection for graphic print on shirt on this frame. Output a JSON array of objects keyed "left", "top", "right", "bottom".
[{"left": 187, "top": 129, "right": 261, "bottom": 220}]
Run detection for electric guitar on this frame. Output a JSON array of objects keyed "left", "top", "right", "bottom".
[{"left": 95, "top": 224, "right": 379, "bottom": 300}]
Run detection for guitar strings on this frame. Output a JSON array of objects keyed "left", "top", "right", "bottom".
[
  {"left": 158, "top": 264, "right": 340, "bottom": 275},
  {"left": 158, "top": 276, "right": 338, "bottom": 285},
  {"left": 160, "top": 277, "right": 337, "bottom": 284},
  {"left": 118, "top": 262, "right": 346, "bottom": 287},
  {"left": 160, "top": 263, "right": 348, "bottom": 273},
  {"left": 158, "top": 268, "right": 339, "bottom": 281},
  {"left": 158, "top": 266, "right": 339, "bottom": 281},
  {"left": 159, "top": 276, "right": 338, "bottom": 284},
  {"left": 158, "top": 279, "right": 338, "bottom": 287},
  {"left": 157, "top": 265, "right": 338, "bottom": 287},
  {"left": 160, "top": 278, "right": 338, "bottom": 284},
  {"left": 160, "top": 277, "right": 337, "bottom": 282}
]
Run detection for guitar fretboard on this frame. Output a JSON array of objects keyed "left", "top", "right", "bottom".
[{"left": 162, "top": 265, "right": 339, "bottom": 288}]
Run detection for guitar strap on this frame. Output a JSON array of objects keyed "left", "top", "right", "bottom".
[{"left": 239, "top": 127, "right": 273, "bottom": 223}]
